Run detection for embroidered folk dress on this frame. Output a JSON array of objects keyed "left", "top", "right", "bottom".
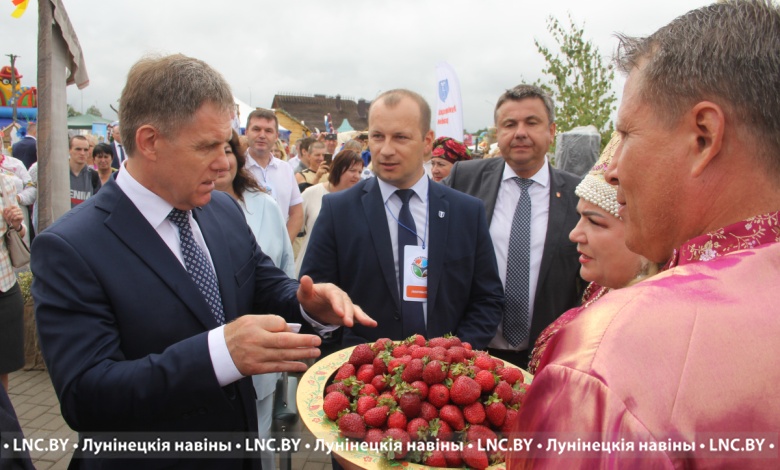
[{"left": 509, "top": 212, "right": 780, "bottom": 469}]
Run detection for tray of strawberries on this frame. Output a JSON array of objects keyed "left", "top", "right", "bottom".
[{"left": 297, "top": 334, "right": 532, "bottom": 469}]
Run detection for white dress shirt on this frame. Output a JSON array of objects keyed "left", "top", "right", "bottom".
[
  {"left": 377, "top": 174, "right": 430, "bottom": 325},
  {"left": 244, "top": 152, "right": 302, "bottom": 219},
  {"left": 488, "top": 160, "right": 550, "bottom": 351}
]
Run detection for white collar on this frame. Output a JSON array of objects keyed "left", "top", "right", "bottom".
[
  {"left": 502, "top": 158, "right": 550, "bottom": 188},
  {"left": 116, "top": 164, "right": 180, "bottom": 230},
  {"left": 377, "top": 172, "right": 429, "bottom": 204}
]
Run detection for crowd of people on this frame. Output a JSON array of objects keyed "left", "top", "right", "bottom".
[{"left": 1, "top": 1, "right": 779, "bottom": 469}]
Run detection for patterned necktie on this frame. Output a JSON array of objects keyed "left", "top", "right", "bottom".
[
  {"left": 167, "top": 208, "right": 226, "bottom": 325},
  {"left": 503, "top": 177, "right": 533, "bottom": 347},
  {"left": 396, "top": 189, "right": 426, "bottom": 338}
]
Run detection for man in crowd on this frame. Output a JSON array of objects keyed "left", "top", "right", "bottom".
[
  {"left": 12, "top": 122, "right": 37, "bottom": 169},
  {"left": 109, "top": 123, "right": 126, "bottom": 170},
  {"left": 295, "top": 140, "right": 328, "bottom": 192},
  {"left": 32, "top": 54, "right": 374, "bottom": 469},
  {"left": 68, "top": 135, "right": 101, "bottom": 207},
  {"left": 513, "top": 2, "right": 780, "bottom": 468},
  {"left": 445, "top": 85, "right": 582, "bottom": 368},
  {"left": 302, "top": 89, "right": 504, "bottom": 350},
  {"left": 245, "top": 109, "right": 303, "bottom": 243},
  {"left": 324, "top": 132, "right": 338, "bottom": 156}
]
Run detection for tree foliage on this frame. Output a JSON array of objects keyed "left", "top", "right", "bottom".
[
  {"left": 67, "top": 104, "right": 81, "bottom": 118},
  {"left": 534, "top": 14, "right": 616, "bottom": 150},
  {"left": 86, "top": 105, "right": 102, "bottom": 117}
]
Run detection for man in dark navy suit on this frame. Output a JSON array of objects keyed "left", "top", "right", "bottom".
[
  {"left": 301, "top": 89, "right": 503, "bottom": 350},
  {"left": 11, "top": 122, "right": 37, "bottom": 169},
  {"left": 31, "top": 54, "right": 373, "bottom": 470}
]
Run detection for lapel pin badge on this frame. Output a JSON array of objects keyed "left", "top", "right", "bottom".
[
  {"left": 438, "top": 211, "right": 445, "bottom": 218},
  {"left": 556, "top": 192, "right": 561, "bottom": 198}
]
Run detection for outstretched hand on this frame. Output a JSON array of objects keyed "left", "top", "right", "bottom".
[{"left": 297, "top": 275, "right": 377, "bottom": 329}]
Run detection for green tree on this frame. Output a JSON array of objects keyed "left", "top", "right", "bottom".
[
  {"left": 67, "top": 104, "right": 81, "bottom": 117},
  {"left": 86, "top": 105, "right": 102, "bottom": 117},
  {"left": 534, "top": 14, "right": 616, "bottom": 151}
]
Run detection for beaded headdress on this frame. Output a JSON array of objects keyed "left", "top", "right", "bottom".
[{"left": 574, "top": 132, "right": 621, "bottom": 218}]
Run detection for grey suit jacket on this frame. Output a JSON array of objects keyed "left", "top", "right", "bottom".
[{"left": 444, "top": 157, "right": 584, "bottom": 349}]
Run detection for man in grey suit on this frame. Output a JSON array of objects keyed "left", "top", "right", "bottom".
[{"left": 445, "top": 84, "right": 583, "bottom": 368}]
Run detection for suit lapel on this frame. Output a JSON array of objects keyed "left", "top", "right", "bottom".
[
  {"left": 480, "top": 158, "right": 504, "bottom": 224},
  {"left": 426, "top": 182, "right": 448, "bottom": 315},
  {"left": 98, "top": 183, "right": 222, "bottom": 330},
  {"left": 536, "top": 165, "right": 571, "bottom": 296},
  {"left": 362, "top": 179, "right": 402, "bottom": 312}
]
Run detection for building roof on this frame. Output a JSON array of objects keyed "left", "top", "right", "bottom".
[{"left": 271, "top": 93, "right": 370, "bottom": 133}]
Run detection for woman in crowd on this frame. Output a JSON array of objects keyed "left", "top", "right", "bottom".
[
  {"left": 430, "top": 136, "right": 472, "bottom": 182},
  {"left": 214, "top": 129, "right": 294, "bottom": 470},
  {"left": 85, "top": 135, "right": 99, "bottom": 169},
  {"left": 294, "top": 149, "right": 364, "bottom": 276},
  {"left": 527, "top": 134, "right": 660, "bottom": 375},
  {"left": 0, "top": 173, "right": 27, "bottom": 391},
  {"left": 0, "top": 146, "right": 34, "bottom": 245},
  {"left": 93, "top": 143, "right": 117, "bottom": 186}
]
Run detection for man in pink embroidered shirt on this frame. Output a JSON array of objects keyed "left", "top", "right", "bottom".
[{"left": 510, "top": 2, "right": 780, "bottom": 469}]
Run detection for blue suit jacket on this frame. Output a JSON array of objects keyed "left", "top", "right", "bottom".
[
  {"left": 31, "top": 180, "right": 303, "bottom": 468},
  {"left": 11, "top": 136, "right": 36, "bottom": 169},
  {"left": 300, "top": 177, "right": 504, "bottom": 349}
]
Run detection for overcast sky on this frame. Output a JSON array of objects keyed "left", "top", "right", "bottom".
[{"left": 3, "top": 0, "right": 709, "bottom": 132}]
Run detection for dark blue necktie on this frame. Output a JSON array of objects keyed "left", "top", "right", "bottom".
[
  {"left": 168, "top": 208, "right": 226, "bottom": 325},
  {"left": 396, "top": 189, "right": 426, "bottom": 338},
  {"left": 503, "top": 177, "right": 533, "bottom": 347}
]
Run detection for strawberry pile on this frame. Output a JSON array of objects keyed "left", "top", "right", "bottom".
[{"left": 322, "top": 334, "right": 529, "bottom": 469}]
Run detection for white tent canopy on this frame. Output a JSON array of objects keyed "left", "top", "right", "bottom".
[{"left": 233, "top": 97, "right": 289, "bottom": 134}]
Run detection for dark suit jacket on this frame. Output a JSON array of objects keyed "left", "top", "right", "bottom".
[
  {"left": 445, "top": 157, "right": 584, "bottom": 349},
  {"left": 11, "top": 136, "right": 36, "bottom": 169},
  {"left": 31, "top": 180, "right": 304, "bottom": 469},
  {"left": 300, "top": 177, "right": 504, "bottom": 349},
  {"left": 109, "top": 141, "right": 124, "bottom": 170}
]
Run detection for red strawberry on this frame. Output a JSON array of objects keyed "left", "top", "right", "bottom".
[
  {"left": 364, "top": 428, "right": 385, "bottom": 445},
  {"left": 372, "top": 338, "right": 393, "bottom": 353},
  {"left": 450, "top": 376, "right": 481, "bottom": 405},
  {"left": 501, "top": 408, "right": 519, "bottom": 434},
  {"left": 445, "top": 335, "right": 462, "bottom": 348},
  {"left": 429, "top": 346, "right": 448, "bottom": 361},
  {"left": 383, "top": 428, "right": 411, "bottom": 459},
  {"left": 475, "top": 369, "right": 497, "bottom": 393},
  {"left": 358, "top": 384, "right": 378, "bottom": 396},
  {"left": 446, "top": 346, "right": 467, "bottom": 364},
  {"left": 497, "top": 366, "right": 523, "bottom": 385},
  {"left": 494, "top": 381, "right": 513, "bottom": 403},
  {"left": 410, "top": 380, "right": 428, "bottom": 400},
  {"left": 466, "top": 424, "right": 498, "bottom": 448},
  {"left": 511, "top": 382, "right": 530, "bottom": 406},
  {"left": 401, "top": 358, "right": 424, "bottom": 383},
  {"left": 371, "top": 374, "right": 388, "bottom": 393},
  {"left": 428, "top": 337, "right": 448, "bottom": 348},
  {"left": 338, "top": 412, "right": 366, "bottom": 440},
  {"left": 398, "top": 392, "right": 421, "bottom": 419},
  {"left": 463, "top": 401, "right": 486, "bottom": 424},
  {"left": 356, "top": 395, "right": 377, "bottom": 415},
  {"left": 485, "top": 396, "right": 507, "bottom": 427},
  {"left": 427, "top": 384, "right": 450, "bottom": 408},
  {"left": 323, "top": 391, "right": 350, "bottom": 420},
  {"left": 406, "top": 417, "right": 429, "bottom": 441},
  {"left": 335, "top": 363, "right": 356, "bottom": 381},
  {"left": 443, "top": 446, "right": 463, "bottom": 467},
  {"left": 422, "top": 359, "right": 447, "bottom": 385},
  {"left": 372, "top": 356, "right": 388, "bottom": 376},
  {"left": 429, "top": 418, "right": 454, "bottom": 441},
  {"left": 462, "top": 341, "right": 473, "bottom": 351},
  {"left": 387, "top": 357, "right": 406, "bottom": 374},
  {"left": 363, "top": 405, "right": 389, "bottom": 428},
  {"left": 387, "top": 410, "right": 407, "bottom": 429},
  {"left": 377, "top": 392, "right": 396, "bottom": 405},
  {"left": 356, "top": 364, "right": 375, "bottom": 383},
  {"left": 411, "top": 346, "right": 433, "bottom": 359},
  {"left": 391, "top": 344, "right": 410, "bottom": 358},
  {"left": 348, "top": 344, "right": 375, "bottom": 366},
  {"left": 325, "top": 382, "right": 350, "bottom": 396},
  {"left": 423, "top": 450, "right": 447, "bottom": 467},
  {"left": 408, "top": 334, "right": 426, "bottom": 347},
  {"left": 439, "top": 404, "right": 466, "bottom": 431},
  {"left": 419, "top": 401, "right": 438, "bottom": 421},
  {"left": 462, "top": 444, "right": 489, "bottom": 470},
  {"left": 474, "top": 354, "right": 496, "bottom": 371}
]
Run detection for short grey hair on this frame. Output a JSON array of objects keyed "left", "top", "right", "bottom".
[
  {"left": 119, "top": 54, "right": 234, "bottom": 156},
  {"left": 494, "top": 84, "right": 555, "bottom": 124},
  {"left": 616, "top": 0, "right": 780, "bottom": 174}
]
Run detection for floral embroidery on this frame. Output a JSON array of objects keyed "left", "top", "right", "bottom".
[{"left": 667, "top": 211, "right": 780, "bottom": 268}]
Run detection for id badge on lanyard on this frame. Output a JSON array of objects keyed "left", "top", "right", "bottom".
[{"left": 403, "top": 244, "right": 428, "bottom": 302}]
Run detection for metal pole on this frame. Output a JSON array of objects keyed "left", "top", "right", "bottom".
[{"left": 6, "top": 54, "right": 19, "bottom": 125}]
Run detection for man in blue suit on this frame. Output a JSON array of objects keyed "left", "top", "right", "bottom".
[
  {"left": 301, "top": 89, "right": 503, "bottom": 350},
  {"left": 11, "top": 122, "right": 36, "bottom": 169},
  {"left": 31, "top": 54, "right": 373, "bottom": 469}
]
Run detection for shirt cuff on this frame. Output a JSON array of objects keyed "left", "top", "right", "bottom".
[
  {"left": 208, "top": 325, "right": 244, "bottom": 387},
  {"left": 300, "top": 306, "right": 339, "bottom": 338}
]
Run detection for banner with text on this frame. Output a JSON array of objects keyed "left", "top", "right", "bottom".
[{"left": 435, "top": 62, "right": 464, "bottom": 140}]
